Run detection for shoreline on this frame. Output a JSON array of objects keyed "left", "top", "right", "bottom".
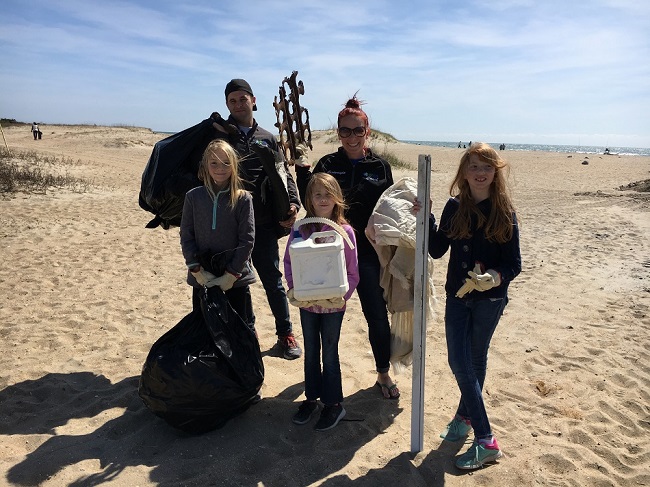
[{"left": 4, "top": 121, "right": 649, "bottom": 156}]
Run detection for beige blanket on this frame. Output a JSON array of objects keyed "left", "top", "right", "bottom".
[{"left": 365, "top": 177, "right": 436, "bottom": 370}]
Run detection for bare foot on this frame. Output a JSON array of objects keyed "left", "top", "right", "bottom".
[{"left": 375, "top": 373, "right": 400, "bottom": 399}]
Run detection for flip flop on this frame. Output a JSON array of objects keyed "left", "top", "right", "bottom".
[{"left": 375, "top": 381, "right": 400, "bottom": 400}]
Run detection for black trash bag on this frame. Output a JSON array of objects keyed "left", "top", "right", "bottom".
[
  {"left": 139, "top": 118, "right": 226, "bottom": 229},
  {"left": 138, "top": 286, "right": 264, "bottom": 434}
]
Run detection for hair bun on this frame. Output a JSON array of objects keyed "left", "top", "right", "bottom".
[
  {"left": 345, "top": 94, "right": 363, "bottom": 109},
  {"left": 345, "top": 98, "right": 360, "bottom": 109}
]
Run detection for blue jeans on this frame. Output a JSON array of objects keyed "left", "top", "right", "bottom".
[
  {"left": 356, "top": 254, "right": 391, "bottom": 373},
  {"left": 445, "top": 295, "right": 507, "bottom": 439},
  {"left": 300, "top": 309, "right": 344, "bottom": 405},
  {"left": 251, "top": 225, "right": 292, "bottom": 336}
]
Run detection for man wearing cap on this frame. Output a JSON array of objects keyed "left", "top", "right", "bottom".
[{"left": 218, "top": 78, "right": 302, "bottom": 360}]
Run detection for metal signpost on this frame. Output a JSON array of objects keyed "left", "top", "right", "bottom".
[{"left": 411, "top": 154, "right": 431, "bottom": 453}]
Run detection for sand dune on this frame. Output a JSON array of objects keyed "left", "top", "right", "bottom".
[{"left": 0, "top": 123, "right": 648, "bottom": 486}]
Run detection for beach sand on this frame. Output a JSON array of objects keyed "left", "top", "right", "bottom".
[{"left": 0, "top": 124, "right": 649, "bottom": 486}]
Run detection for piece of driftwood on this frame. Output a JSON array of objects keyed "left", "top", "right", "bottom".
[{"left": 273, "top": 70, "right": 312, "bottom": 164}]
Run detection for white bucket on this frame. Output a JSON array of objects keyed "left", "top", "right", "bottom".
[{"left": 289, "top": 229, "right": 349, "bottom": 301}]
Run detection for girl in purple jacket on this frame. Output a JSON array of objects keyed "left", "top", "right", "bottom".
[{"left": 283, "top": 173, "right": 359, "bottom": 431}]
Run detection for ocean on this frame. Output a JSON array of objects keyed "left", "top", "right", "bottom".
[{"left": 403, "top": 141, "right": 650, "bottom": 157}]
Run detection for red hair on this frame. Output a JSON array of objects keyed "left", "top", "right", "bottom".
[{"left": 337, "top": 93, "right": 369, "bottom": 128}]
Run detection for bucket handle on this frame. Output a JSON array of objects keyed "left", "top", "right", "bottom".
[{"left": 293, "top": 217, "right": 355, "bottom": 249}]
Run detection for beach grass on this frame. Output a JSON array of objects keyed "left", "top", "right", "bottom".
[{"left": 0, "top": 148, "right": 92, "bottom": 194}]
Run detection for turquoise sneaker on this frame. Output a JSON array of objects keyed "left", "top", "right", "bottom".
[
  {"left": 440, "top": 416, "right": 472, "bottom": 442},
  {"left": 455, "top": 441, "right": 503, "bottom": 470}
]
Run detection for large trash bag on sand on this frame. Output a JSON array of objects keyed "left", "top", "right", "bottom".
[
  {"left": 138, "top": 287, "right": 264, "bottom": 434},
  {"left": 139, "top": 118, "right": 224, "bottom": 229}
]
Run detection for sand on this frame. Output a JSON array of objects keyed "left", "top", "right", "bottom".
[{"left": 0, "top": 123, "right": 648, "bottom": 486}]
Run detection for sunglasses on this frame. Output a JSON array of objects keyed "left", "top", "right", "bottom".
[{"left": 338, "top": 126, "right": 366, "bottom": 138}]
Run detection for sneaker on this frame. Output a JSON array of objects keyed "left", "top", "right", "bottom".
[
  {"left": 292, "top": 400, "right": 318, "bottom": 425},
  {"left": 455, "top": 440, "right": 503, "bottom": 470},
  {"left": 314, "top": 404, "right": 346, "bottom": 431},
  {"left": 440, "top": 416, "right": 472, "bottom": 442},
  {"left": 277, "top": 334, "right": 302, "bottom": 360}
]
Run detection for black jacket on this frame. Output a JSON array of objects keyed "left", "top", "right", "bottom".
[
  {"left": 296, "top": 147, "right": 393, "bottom": 258},
  {"left": 428, "top": 197, "right": 521, "bottom": 299},
  {"left": 226, "top": 117, "right": 301, "bottom": 232}
]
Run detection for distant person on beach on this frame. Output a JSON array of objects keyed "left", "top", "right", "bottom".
[
  {"left": 458, "top": 141, "right": 462, "bottom": 148},
  {"left": 180, "top": 139, "right": 256, "bottom": 332},
  {"left": 31, "top": 122, "right": 40, "bottom": 140},
  {"left": 212, "top": 78, "right": 303, "bottom": 360},
  {"left": 426, "top": 142, "right": 521, "bottom": 470},
  {"left": 294, "top": 94, "right": 401, "bottom": 400},
  {"left": 283, "top": 173, "right": 359, "bottom": 431}
]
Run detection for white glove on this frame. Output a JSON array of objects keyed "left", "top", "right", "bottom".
[
  {"left": 455, "top": 263, "right": 483, "bottom": 298},
  {"left": 191, "top": 269, "right": 218, "bottom": 287},
  {"left": 292, "top": 142, "right": 311, "bottom": 168},
  {"left": 468, "top": 269, "right": 501, "bottom": 291},
  {"left": 212, "top": 271, "right": 238, "bottom": 291}
]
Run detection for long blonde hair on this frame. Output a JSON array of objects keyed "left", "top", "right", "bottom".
[
  {"left": 198, "top": 139, "right": 246, "bottom": 208},
  {"left": 448, "top": 142, "right": 515, "bottom": 243}
]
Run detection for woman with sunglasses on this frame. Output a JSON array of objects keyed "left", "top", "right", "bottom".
[{"left": 295, "top": 95, "right": 399, "bottom": 399}]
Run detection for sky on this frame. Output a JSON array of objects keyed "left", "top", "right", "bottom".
[{"left": 1, "top": 0, "right": 649, "bottom": 148}]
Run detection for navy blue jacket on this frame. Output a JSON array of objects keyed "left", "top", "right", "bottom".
[
  {"left": 428, "top": 197, "right": 521, "bottom": 299},
  {"left": 226, "top": 117, "right": 301, "bottom": 230}
]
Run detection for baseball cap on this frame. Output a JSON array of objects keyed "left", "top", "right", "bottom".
[{"left": 225, "top": 79, "right": 257, "bottom": 111}]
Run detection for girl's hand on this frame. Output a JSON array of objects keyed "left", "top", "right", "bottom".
[
  {"left": 411, "top": 197, "right": 432, "bottom": 215},
  {"left": 468, "top": 269, "right": 501, "bottom": 290}
]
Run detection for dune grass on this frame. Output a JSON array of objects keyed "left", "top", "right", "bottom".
[{"left": 0, "top": 148, "right": 92, "bottom": 194}]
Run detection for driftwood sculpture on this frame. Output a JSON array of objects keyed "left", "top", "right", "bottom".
[{"left": 273, "top": 71, "right": 312, "bottom": 164}]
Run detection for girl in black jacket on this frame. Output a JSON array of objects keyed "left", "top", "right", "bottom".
[{"left": 428, "top": 142, "right": 521, "bottom": 470}]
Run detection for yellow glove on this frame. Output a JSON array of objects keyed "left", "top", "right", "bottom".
[
  {"left": 287, "top": 288, "right": 301, "bottom": 307},
  {"left": 468, "top": 269, "right": 501, "bottom": 291},
  {"left": 292, "top": 142, "right": 311, "bottom": 168},
  {"left": 287, "top": 288, "right": 316, "bottom": 308},
  {"left": 191, "top": 268, "right": 218, "bottom": 287},
  {"left": 456, "top": 278, "right": 480, "bottom": 298},
  {"left": 311, "top": 297, "right": 345, "bottom": 309},
  {"left": 212, "top": 271, "right": 238, "bottom": 291},
  {"left": 286, "top": 289, "right": 345, "bottom": 309}
]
